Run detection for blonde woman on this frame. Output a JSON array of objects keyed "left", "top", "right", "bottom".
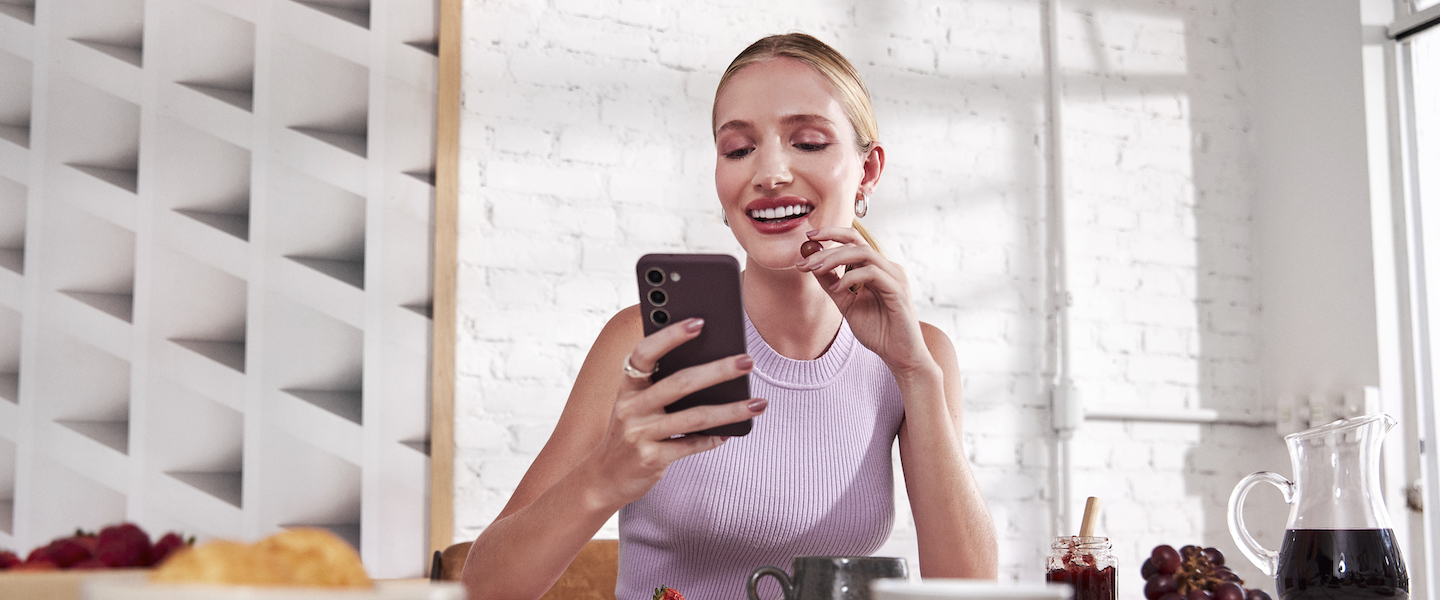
[{"left": 464, "top": 33, "right": 998, "bottom": 600}]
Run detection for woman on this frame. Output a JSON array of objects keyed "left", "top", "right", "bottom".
[{"left": 463, "top": 33, "right": 998, "bottom": 600}]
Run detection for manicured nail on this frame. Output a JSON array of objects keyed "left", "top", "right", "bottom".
[
  {"left": 747, "top": 398, "right": 768, "bottom": 413},
  {"left": 735, "top": 355, "right": 754, "bottom": 370},
  {"left": 806, "top": 230, "right": 819, "bottom": 238},
  {"left": 685, "top": 318, "right": 704, "bottom": 333}
]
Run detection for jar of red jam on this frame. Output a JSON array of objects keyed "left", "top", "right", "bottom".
[{"left": 1046, "top": 536, "right": 1117, "bottom": 600}]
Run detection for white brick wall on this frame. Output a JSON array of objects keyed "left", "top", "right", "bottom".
[{"left": 455, "top": 1, "right": 1291, "bottom": 597}]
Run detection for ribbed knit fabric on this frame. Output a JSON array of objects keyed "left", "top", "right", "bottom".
[{"left": 615, "top": 314, "right": 905, "bottom": 600}]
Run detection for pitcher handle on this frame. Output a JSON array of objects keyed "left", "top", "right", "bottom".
[
  {"left": 1227, "top": 471, "right": 1295, "bottom": 577},
  {"left": 748, "top": 565, "right": 795, "bottom": 600}
]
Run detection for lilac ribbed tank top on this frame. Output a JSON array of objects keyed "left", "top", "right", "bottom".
[{"left": 615, "top": 314, "right": 905, "bottom": 600}]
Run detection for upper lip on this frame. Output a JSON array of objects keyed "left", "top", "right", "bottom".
[{"left": 744, "top": 196, "right": 811, "bottom": 212}]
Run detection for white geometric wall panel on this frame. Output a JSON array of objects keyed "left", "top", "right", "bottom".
[{"left": 0, "top": 0, "right": 438, "bottom": 577}]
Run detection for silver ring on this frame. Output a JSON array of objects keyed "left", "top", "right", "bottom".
[{"left": 622, "top": 353, "right": 658, "bottom": 379}]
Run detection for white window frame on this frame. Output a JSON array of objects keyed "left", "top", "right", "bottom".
[{"left": 1386, "top": 2, "right": 1440, "bottom": 600}]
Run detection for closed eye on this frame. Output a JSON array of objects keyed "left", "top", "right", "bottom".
[
  {"left": 796, "top": 142, "right": 830, "bottom": 152},
  {"left": 724, "top": 147, "right": 754, "bottom": 159}
]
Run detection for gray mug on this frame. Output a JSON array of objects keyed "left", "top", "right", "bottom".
[{"left": 747, "top": 556, "right": 909, "bottom": 600}]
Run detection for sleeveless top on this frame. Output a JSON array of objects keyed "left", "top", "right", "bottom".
[{"left": 615, "top": 314, "right": 906, "bottom": 600}]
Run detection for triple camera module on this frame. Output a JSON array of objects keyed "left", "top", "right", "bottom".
[{"left": 644, "top": 267, "right": 674, "bottom": 326}]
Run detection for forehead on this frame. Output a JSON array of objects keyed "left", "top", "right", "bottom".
[{"left": 714, "top": 57, "right": 849, "bottom": 127}]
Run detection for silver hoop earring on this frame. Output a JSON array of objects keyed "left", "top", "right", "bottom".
[
  {"left": 722, "top": 213, "right": 729, "bottom": 227},
  {"left": 854, "top": 191, "right": 869, "bottom": 218}
]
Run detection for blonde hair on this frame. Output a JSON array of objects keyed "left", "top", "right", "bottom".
[{"left": 715, "top": 32, "right": 883, "bottom": 252}]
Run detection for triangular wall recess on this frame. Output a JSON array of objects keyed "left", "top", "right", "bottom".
[
  {"left": 284, "top": 523, "right": 360, "bottom": 551},
  {"left": 286, "top": 256, "right": 363, "bottom": 289},
  {"left": 0, "top": 372, "right": 17, "bottom": 403},
  {"left": 401, "top": 302, "right": 432, "bottom": 319},
  {"left": 291, "top": 1, "right": 369, "bottom": 29},
  {"left": 0, "top": 499, "right": 12, "bottom": 534},
  {"left": 178, "top": 82, "right": 254, "bottom": 113},
  {"left": 171, "top": 339, "right": 246, "bottom": 372},
  {"left": 67, "top": 164, "right": 139, "bottom": 194},
  {"left": 290, "top": 126, "right": 367, "bottom": 158},
  {"left": 283, "top": 389, "right": 361, "bottom": 425},
  {"left": 0, "top": 125, "right": 29, "bottom": 148},
  {"left": 56, "top": 419, "right": 129, "bottom": 454},
  {"left": 0, "top": 2, "right": 35, "bottom": 24},
  {"left": 176, "top": 209, "right": 249, "bottom": 241},
  {"left": 167, "top": 471, "right": 242, "bottom": 507},
  {"left": 403, "top": 170, "right": 435, "bottom": 186},
  {"left": 403, "top": 41, "right": 438, "bottom": 56},
  {"left": 61, "top": 291, "right": 134, "bottom": 323},
  {"left": 71, "top": 39, "right": 143, "bottom": 68},
  {"left": 0, "top": 248, "right": 22, "bottom": 274},
  {"left": 399, "top": 438, "right": 429, "bottom": 456}
]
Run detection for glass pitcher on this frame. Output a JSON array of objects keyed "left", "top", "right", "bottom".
[{"left": 1227, "top": 414, "right": 1409, "bottom": 600}]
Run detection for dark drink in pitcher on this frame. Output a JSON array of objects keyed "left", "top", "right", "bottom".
[{"left": 1276, "top": 529, "right": 1408, "bottom": 600}]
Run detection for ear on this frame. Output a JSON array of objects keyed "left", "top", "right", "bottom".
[{"left": 859, "top": 143, "right": 885, "bottom": 195}]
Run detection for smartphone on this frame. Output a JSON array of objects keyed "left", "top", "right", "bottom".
[{"left": 635, "top": 253, "right": 752, "bottom": 436}]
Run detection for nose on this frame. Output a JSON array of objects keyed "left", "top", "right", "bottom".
[{"left": 751, "top": 143, "right": 791, "bottom": 190}]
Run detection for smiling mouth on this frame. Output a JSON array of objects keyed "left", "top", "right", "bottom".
[{"left": 749, "top": 204, "right": 812, "bottom": 223}]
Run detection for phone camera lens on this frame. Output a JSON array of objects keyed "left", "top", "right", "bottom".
[
  {"left": 651, "top": 309, "right": 670, "bottom": 326},
  {"left": 646, "top": 268, "right": 665, "bottom": 285},
  {"left": 648, "top": 289, "right": 667, "bottom": 307}
]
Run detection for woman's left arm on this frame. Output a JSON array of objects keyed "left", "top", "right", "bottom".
[
  {"left": 896, "top": 324, "right": 998, "bottom": 579},
  {"left": 798, "top": 227, "right": 998, "bottom": 578}
]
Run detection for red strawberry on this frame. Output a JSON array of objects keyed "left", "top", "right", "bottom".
[
  {"left": 43, "top": 537, "right": 93, "bottom": 568},
  {"left": 150, "top": 532, "right": 189, "bottom": 566},
  {"left": 14, "top": 558, "right": 58, "bottom": 571},
  {"left": 73, "top": 530, "right": 99, "bottom": 555},
  {"left": 95, "top": 523, "right": 153, "bottom": 567},
  {"left": 70, "top": 558, "right": 109, "bottom": 570},
  {"left": 25, "top": 545, "right": 52, "bottom": 564},
  {"left": 653, "top": 586, "right": 685, "bottom": 600},
  {"left": 0, "top": 550, "right": 21, "bottom": 569}
]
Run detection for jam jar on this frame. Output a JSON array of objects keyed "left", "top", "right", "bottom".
[{"left": 1046, "top": 536, "right": 1118, "bottom": 600}]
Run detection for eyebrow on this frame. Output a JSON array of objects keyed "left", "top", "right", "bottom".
[{"left": 715, "top": 113, "right": 836, "bottom": 135}]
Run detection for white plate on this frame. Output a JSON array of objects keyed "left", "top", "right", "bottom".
[
  {"left": 85, "top": 575, "right": 465, "bottom": 600},
  {"left": 871, "top": 580, "right": 1074, "bottom": 600}
]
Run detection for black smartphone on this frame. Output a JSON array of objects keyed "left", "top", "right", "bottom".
[{"left": 635, "top": 253, "right": 752, "bottom": 437}]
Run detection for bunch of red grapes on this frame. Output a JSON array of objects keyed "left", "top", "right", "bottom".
[{"left": 1142, "top": 545, "right": 1271, "bottom": 600}]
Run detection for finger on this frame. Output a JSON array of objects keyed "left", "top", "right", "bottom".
[
  {"left": 795, "top": 243, "right": 878, "bottom": 275},
  {"left": 623, "top": 317, "right": 706, "bottom": 388},
  {"left": 805, "top": 227, "right": 870, "bottom": 248},
  {"left": 825, "top": 264, "right": 904, "bottom": 298},
  {"left": 647, "top": 432, "right": 731, "bottom": 463},
  {"left": 636, "top": 353, "right": 755, "bottom": 413},
  {"left": 650, "top": 397, "right": 766, "bottom": 439}
]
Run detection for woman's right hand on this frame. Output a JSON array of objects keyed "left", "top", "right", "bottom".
[{"left": 585, "top": 317, "right": 766, "bottom": 508}]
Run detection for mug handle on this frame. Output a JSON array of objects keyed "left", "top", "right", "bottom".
[
  {"left": 1227, "top": 471, "right": 1295, "bottom": 577},
  {"left": 748, "top": 565, "right": 795, "bottom": 600}
]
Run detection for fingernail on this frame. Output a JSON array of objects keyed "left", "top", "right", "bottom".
[
  {"left": 806, "top": 230, "right": 819, "bottom": 237},
  {"left": 685, "top": 318, "right": 704, "bottom": 333},
  {"left": 735, "top": 355, "right": 754, "bottom": 370},
  {"left": 747, "top": 398, "right": 768, "bottom": 413}
]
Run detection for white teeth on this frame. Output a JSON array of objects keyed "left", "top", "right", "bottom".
[{"left": 750, "top": 205, "right": 811, "bottom": 220}]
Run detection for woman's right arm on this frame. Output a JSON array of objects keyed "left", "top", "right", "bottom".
[{"left": 461, "top": 307, "right": 763, "bottom": 600}]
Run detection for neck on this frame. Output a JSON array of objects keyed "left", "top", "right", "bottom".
[{"left": 742, "top": 256, "right": 843, "bottom": 360}]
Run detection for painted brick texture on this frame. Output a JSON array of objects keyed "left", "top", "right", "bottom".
[{"left": 454, "top": 1, "right": 1288, "bottom": 596}]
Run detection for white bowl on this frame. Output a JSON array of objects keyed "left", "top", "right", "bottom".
[
  {"left": 871, "top": 580, "right": 1074, "bottom": 600},
  {"left": 84, "top": 575, "right": 465, "bottom": 600}
]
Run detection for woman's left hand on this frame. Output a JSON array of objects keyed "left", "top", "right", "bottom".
[{"left": 796, "top": 227, "right": 934, "bottom": 376}]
